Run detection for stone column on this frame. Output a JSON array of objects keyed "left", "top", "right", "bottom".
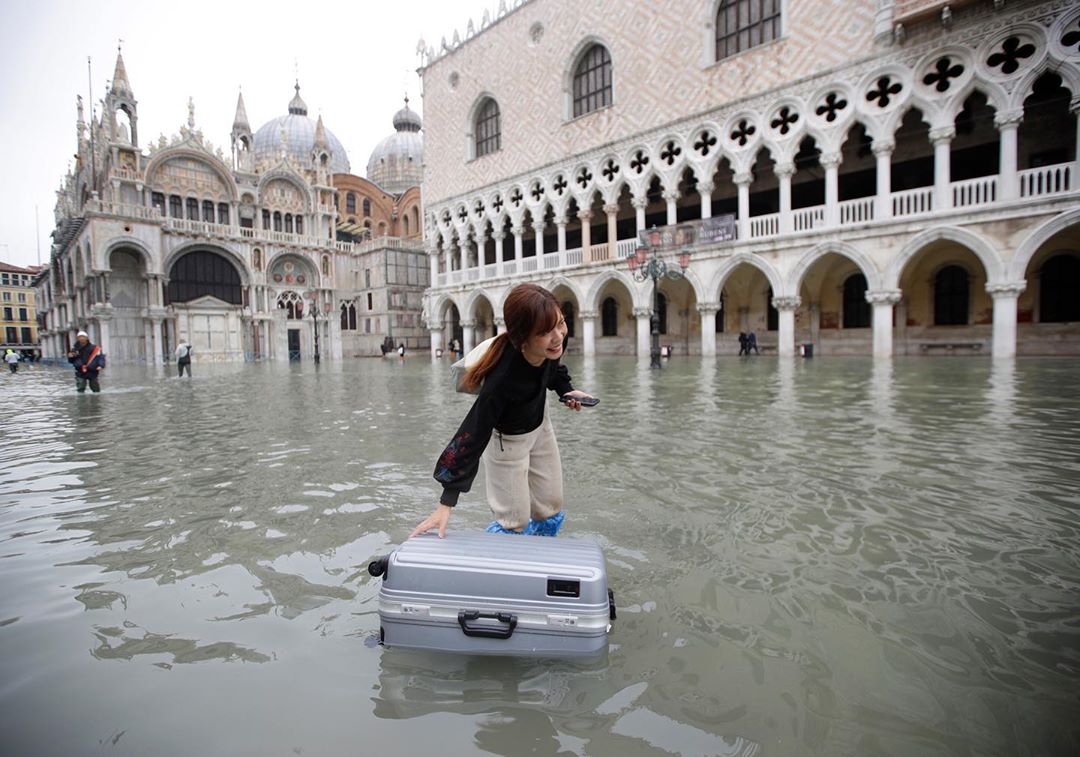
[
  {"left": 735, "top": 172, "right": 752, "bottom": 240},
  {"left": 776, "top": 162, "right": 795, "bottom": 234},
  {"left": 555, "top": 217, "right": 567, "bottom": 253},
  {"left": 865, "top": 289, "right": 902, "bottom": 358},
  {"left": 822, "top": 152, "right": 841, "bottom": 227},
  {"left": 697, "top": 302, "right": 719, "bottom": 356},
  {"left": 429, "top": 251, "right": 439, "bottom": 284},
  {"left": 475, "top": 231, "right": 488, "bottom": 268},
  {"left": 580, "top": 310, "right": 598, "bottom": 357},
  {"left": 494, "top": 317, "right": 506, "bottom": 335},
  {"left": 698, "top": 181, "right": 714, "bottom": 219},
  {"left": 1073, "top": 98, "right": 1080, "bottom": 164},
  {"left": 930, "top": 126, "right": 955, "bottom": 211},
  {"left": 492, "top": 231, "right": 506, "bottom": 274},
  {"left": 578, "top": 211, "right": 592, "bottom": 260},
  {"left": 604, "top": 203, "right": 619, "bottom": 259},
  {"left": 996, "top": 110, "right": 1022, "bottom": 202},
  {"left": 663, "top": 191, "right": 679, "bottom": 225},
  {"left": 533, "top": 222, "right": 545, "bottom": 258},
  {"left": 443, "top": 241, "right": 452, "bottom": 275},
  {"left": 634, "top": 307, "right": 652, "bottom": 359},
  {"left": 429, "top": 325, "right": 442, "bottom": 360},
  {"left": 513, "top": 224, "right": 524, "bottom": 265},
  {"left": 772, "top": 295, "right": 800, "bottom": 357},
  {"left": 149, "top": 318, "right": 162, "bottom": 364},
  {"left": 873, "top": 139, "right": 894, "bottom": 220},
  {"left": 461, "top": 320, "right": 476, "bottom": 355},
  {"left": 632, "top": 196, "right": 647, "bottom": 235},
  {"left": 92, "top": 316, "right": 109, "bottom": 357},
  {"left": 987, "top": 282, "right": 1026, "bottom": 358}
]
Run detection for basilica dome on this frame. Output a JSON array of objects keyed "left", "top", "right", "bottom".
[
  {"left": 366, "top": 98, "right": 423, "bottom": 195},
  {"left": 253, "top": 83, "right": 351, "bottom": 174}
]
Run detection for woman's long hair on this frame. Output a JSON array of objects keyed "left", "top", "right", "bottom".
[{"left": 461, "top": 283, "right": 561, "bottom": 391}]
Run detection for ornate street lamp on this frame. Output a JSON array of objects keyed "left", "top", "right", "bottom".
[
  {"left": 626, "top": 224, "right": 690, "bottom": 368},
  {"left": 304, "top": 290, "right": 333, "bottom": 364}
]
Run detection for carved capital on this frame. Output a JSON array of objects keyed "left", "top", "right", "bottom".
[
  {"left": 696, "top": 181, "right": 715, "bottom": 195},
  {"left": 459, "top": 319, "right": 476, "bottom": 329},
  {"left": 929, "top": 126, "right": 956, "bottom": 145},
  {"left": 864, "top": 289, "right": 903, "bottom": 306},
  {"left": 532, "top": 223, "right": 545, "bottom": 233},
  {"left": 733, "top": 172, "right": 754, "bottom": 187},
  {"left": 511, "top": 224, "right": 524, "bottom": 236},
  {"left": 774, "top": 162, "right": 795, "bottom": 179},
  {"left": 602, "top": 203, "right": 620, "bottom": 215},
  {"left": 554, "top": 216, "right": 567, "bottom": 227},
  {"left": 771, "top": 295, "right": 801, "bottom": 311},
  {"left": 985, "top": 281, "right": 1026, "bottom": 299},
  {"left": 492, "top": 231, "right": 506, "bottom": 242},
  {"left": 820, "top": 152, "right": 842, "bottom": 170},
  {"left": 633, "top": 307, "right": 653, "bottom": 319},
  {"left": 493, "top": 317, "right": 506, "bottom": 328},
  {"left": 871, "top": 139, "right": 895, "bottom": 157},
  {"left": 631, "top": 196, "right": 648, "bottom": 210},
  {"left": 577, "top": 210, "right": 593, "bottom": 222},
  {"left": 579, "top": 310, "right": 598, "bottom": 320},
  {"left": 696, "top": 301, "right": 720, "bottom": 314},
  {"left": 993, "top": 109, "right": 1024, "bottom": 129},
  {"left": 661, "top": 190, "right": 681, "bottom": 203}
]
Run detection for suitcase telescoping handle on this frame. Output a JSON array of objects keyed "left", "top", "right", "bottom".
[{"left": 458, "top": 610, "right": 518, "bottom": 639}]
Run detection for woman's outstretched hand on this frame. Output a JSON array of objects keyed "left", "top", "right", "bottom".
[
  {"left": 560, "top": 389, "right": 594, "bottom": 412},
  {"left": 410, "top": 504, "right": 452, "bottom": 538}
]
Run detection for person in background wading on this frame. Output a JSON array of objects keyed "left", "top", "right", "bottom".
[
  {"left": 411, "top": 283, "right": 595, "bottom": 539},
  {"left": 175, "top": 339, "right": 193, "bottom": 377}
]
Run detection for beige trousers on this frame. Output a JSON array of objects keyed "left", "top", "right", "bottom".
[{"left": 482, "top": 407, "right": 564, "bottom": 531}]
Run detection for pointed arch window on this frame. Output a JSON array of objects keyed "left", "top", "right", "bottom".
[
  {"left": 217, "top": 203, "right": 229, "bottom": 225},
  {"left": 273, "top": 212, "right": 283, "bottom": 232},
  {"left": 573, "top": 44, "right": 612, "bottom": 118},
  {"left": 152, "top": 193, "right": 165, "bottom": 213},
  {"left": 716, "top": 0, "right": 781, "bottom": 61},
  {"left": 1039, "top": 254, "right": 1080, "bottom": 323},
  {"left": 363, "top": 198, "right": 371, "bottom": 217},
  {"left": 475, "top": 98, "right": 501, "bottom": 157},
  {"left": 601, "top": 297, "right": 618, "bottom": 336},
  {"left": 202, "top": 200, "right": 215, "bottom": 222},
  {"left": 186, "top": 198, "right": 199, "bottom": 220},
  {"left": 295, "top": 216, "right": 303, "bottom": 235},
  {"left": 934, "top": 266, "right": 969, "bottom": 325},
  {"left": 169, "top": 195, "right": 183, "bottom": 217},
  {"left": 346, "top": 192, "right": 357, "bottom": 214},
  {"left": 561, "top": 301, "right": 576, "bottom": 338},
  {"left": 262, "top": 209, "right": 271, "bottom": 229},
  {"left": 842, "top": 274, "right": 870, "bottom": 328}
]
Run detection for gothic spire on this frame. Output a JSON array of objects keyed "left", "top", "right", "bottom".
[
  {"left": 233, "top": 90, "right": 250, "bottom": 131},
  {"left": 110, "top": 48, "right": 132, "bottom": 97}
]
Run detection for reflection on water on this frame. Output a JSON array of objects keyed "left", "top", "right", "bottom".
[{"left": 1, "top": 357, "right": 1078, "bottom": 756}]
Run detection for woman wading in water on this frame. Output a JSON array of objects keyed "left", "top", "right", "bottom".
[{"left": 411, "top": 283, "right": 595, "bottom": 538}]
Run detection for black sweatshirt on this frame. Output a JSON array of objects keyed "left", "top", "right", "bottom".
[{"left": 433, "top": 344, "right": 574, "bottom": 507}]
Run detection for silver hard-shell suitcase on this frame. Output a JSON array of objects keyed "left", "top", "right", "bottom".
[{"left": 368, "top": 531, "right": 615, "bottom": 657}]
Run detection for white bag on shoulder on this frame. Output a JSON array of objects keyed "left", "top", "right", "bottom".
[{"left": 450, "top": 336, "right": 498, "bottom": 394}]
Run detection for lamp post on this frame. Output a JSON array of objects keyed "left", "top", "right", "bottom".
[
  {"left": 626, "top": 225, "right": 691, "bottom": 369},
  {"left": 304, "top": 290, "right": 332, "bottom": 364}
]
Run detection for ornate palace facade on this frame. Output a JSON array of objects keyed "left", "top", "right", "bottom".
[
  {"left": 419, "top": 0, "right": 1080, "bottom": 358},
  {"left": 36, "top": 52, "right": 427, "bottom": 363}
]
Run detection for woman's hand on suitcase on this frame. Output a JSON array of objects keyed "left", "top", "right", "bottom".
[{"left": 410, "top": 504, "right": 452, "bottom": 539}]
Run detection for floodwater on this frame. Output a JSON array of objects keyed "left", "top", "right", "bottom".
[{"left": 1, "top": 355, "right": 1077, "bottom": 757}]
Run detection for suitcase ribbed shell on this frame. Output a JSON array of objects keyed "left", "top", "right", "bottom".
[{"left": 374, "top": 531, "right": 612, "bottom": 657}]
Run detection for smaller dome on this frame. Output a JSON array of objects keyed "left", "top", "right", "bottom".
[
  {"left": 393, "top": 97, "right": 422, "bottom": 132},
  {"left": 288, "top": 82, "right": 308, "bottom": 116},
  {"left": 367, "top": 97, "right": 423, "bottom": 195}
]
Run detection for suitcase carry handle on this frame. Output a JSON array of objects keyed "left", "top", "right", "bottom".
[{"left": 458, "top": 610, "right": 518, "bottom": 639}]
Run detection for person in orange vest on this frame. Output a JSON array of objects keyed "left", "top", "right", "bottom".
[{"left": 67, "top": 331, "right": 105, "bottom": 393}]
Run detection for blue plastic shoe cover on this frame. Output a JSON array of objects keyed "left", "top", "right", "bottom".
[
  {"left": 523, "top": 510, "right": 565, "bottom": 537},
  {"left": 485, "top": 520, "right": 523, "bottom": 535}
]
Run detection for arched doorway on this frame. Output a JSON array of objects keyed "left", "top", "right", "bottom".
[
  {"left": 107, "top": 248, "right": 149, "bottom": 362},
  {"left": 167, "top": 249, "right": 246, "bottom": 361}
]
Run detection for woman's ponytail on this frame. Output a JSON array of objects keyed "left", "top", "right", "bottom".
[{"left": 461, "top": 332, "right": 511, "bottom": 392}]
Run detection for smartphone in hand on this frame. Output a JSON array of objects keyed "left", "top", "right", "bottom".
[{"left": 560, "top": 395, "right": 599, "bottom": 407}]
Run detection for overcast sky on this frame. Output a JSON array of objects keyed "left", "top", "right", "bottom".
[{"left": 0, "top": 0, "right": 496, "bottom": 268}]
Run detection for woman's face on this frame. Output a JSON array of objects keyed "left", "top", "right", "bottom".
[{"left": 521, "top": 312, "right": 567, "bottom": 366}]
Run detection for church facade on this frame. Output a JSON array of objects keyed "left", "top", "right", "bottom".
[
  {"left": 36, "top": 52, "right": 427, "bottom": 363},
  {"left": 419, "top": 0, "right": 1080, "bottom": 358}
]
